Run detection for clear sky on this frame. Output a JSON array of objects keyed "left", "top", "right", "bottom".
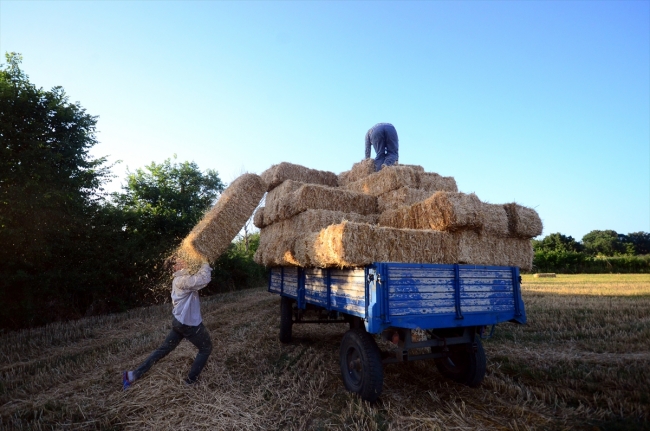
[{"left": 2, "top": 0, "right": 649, "bottom": 241}]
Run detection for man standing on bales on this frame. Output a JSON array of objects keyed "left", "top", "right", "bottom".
[
  {"left": 365, "top": 123, "right": 399, "bottom": 171},
  {"left": 122, "top": 255, "right": 213, "bottom": 388}
]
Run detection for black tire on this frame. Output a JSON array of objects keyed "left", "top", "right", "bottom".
[
  {"left": 434, "top": 338, "right": 486, "bottom": 387},
  {"left": 279, "top": 296, "right": 293, "bottom": 343},
  {"left": 339, "top": 328, "right": 384, "bottom": 402}
]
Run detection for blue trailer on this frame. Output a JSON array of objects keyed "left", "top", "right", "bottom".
[{"left": 269, "top": 262, "right": 526, "bottom": 402}]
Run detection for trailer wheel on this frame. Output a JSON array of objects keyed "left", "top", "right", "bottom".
[
  {"left": 434, "top": 338, "right": 486, "bottom": 387},
  {"left": 339, "top": 329, "right": 383, "bottom": 402},
  {"left": 279, "top": 296, "right": 293, "bottom": 343}
]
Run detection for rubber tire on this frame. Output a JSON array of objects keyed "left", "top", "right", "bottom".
[
  {"left": 279, "top": 296, "right": 293, "bottom": 344},
  {"left": 434, "top": 338, "right": 486, "bottom": 387},
  {"left": 339, "top": 328, "right": 384, "bottom": 402}
]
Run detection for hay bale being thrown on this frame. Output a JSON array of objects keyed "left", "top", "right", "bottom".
[
  {"left": 261, "top": 162, "right": 338, "bottom": 192},
  {"left": 263, "top": 183, "right": 378, "bottom": 225},
  {"left": 337, "top": 158, "right": 376, "bottom": 187},
  {"left": 503, "top": 203, "right": 543, "bottom": 238},
  {"left": 418, "top": 172, "right": 458, "bottom": 193},
  {"left": 178, "top": 173, "right": 267, "bottom": 271},
  {"left": 293, "top": 221, "right": 459, "bottom": 268},
  {"left": 456, "top": 230, "right": 534, "bottom": 271},
  {"left": 254, "top": 210, "right": 378, "bottom": 267},
  {"left": 345, "top": 165, "right": 420, "bottom": 196}
]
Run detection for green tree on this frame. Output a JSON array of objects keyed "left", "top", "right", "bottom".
[
  {"left": 109, "top": 157, "right": 225, "bottom": 301},
  {"left": 532, "top": 233, "right": 583, "bottom": 253},
  {"left": 621, "top": 232, "right": 650, "bottom": 255},
  {"left": 582, "top": 230, "right": 627, "bottom": 256},
  {"left": 0, "top": 53, "right": 114, "bottom": 328}
]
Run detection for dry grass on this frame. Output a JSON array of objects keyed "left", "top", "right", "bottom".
[{"left": 2, "top": 276, "right": 648, "bottom": 430}]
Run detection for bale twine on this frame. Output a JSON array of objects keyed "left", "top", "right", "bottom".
[
  {"left": 296, "top": 221, "right": 458, "bottom": 268},
  {"left": 503, "top": 203, "right": 543, "bottom": 238},
  {"left": 345, "top": 165, "right": 420, "bottom": 196},
  {"left": 261, "top": 162, "right": 338, "bottom": 192},
  {"left": 377, "top": 187, "right": 432, "bottom": 213},
  {"left": 337, "top": 158, "right": 376, "bottom": 187},
  {"left": 179, "top": 173, "right": 267, "bottom": 271},
  {"left": 456, "top": 231, "right": 534, "bottom": 271},
  {"left": 418, "top": 172, "right": 458, "bottom": 193},
  {"left": 411, "top": 191, "right": 483, "bottom": 231}
]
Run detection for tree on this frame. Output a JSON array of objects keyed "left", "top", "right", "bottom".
[
  {"left": 582, "top": 230, "right": 627, "bottom": 256},
  {"left": 109, "top": 157, "right": 225, "bottom": 301},
  {"left": 620, "top": 232, "right": 650, "bottom": 255},
  {"left": 532, "top": 233, "right": 583, "bottom": 253},
  {"left": 0, "top": 53, "right": 114, "bottom": 328}
]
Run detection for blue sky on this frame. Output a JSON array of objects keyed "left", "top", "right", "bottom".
[{"left": 2, "top": 0, "right": 648, "bottom": 240}]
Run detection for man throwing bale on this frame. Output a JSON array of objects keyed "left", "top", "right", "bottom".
[
  {"left": 365, "top": 123, "right": 399, "bottom": 171},
  {"left": 122, "top": 255, "right": 213, "bottom": 389}
]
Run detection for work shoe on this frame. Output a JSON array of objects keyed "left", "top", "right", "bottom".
[{"left": 122, "top": 371, "right": 133, "bottom": 390}]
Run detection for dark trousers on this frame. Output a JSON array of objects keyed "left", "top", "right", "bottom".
[
  {"left": 134, "top": 317, "right": 213, "bottom": 382},
  {"left": 370, "top": 124, "right": 399, "bottom": 171}
]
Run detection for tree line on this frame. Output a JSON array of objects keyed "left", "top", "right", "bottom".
[
  {"left": 531, "top": 231, "right": 650, "bottom": 274},
  {"left": 0, "top": 53, "right": 266, "bottom": 330}
]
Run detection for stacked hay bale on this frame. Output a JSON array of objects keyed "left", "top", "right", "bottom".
[{"left": 253, "top": 160, "right": 540, "bottom": 271}]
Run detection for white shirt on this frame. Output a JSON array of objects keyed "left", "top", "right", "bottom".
[{"left": 171, "top": 263, "right": 212, "bottom": 326}]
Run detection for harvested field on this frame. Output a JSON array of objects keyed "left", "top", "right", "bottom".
[
  {"left": 1, "top": 274, "right": 648, "bottom": 430},
  {"left": 261, "top": 162, "right": 338, "bottom": 192}
]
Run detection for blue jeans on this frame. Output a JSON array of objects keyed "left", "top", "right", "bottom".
[
  {"left": 370, "top": 124, "right": 399, "bottom": 171},
  {"left": 134, "top": 317, "right": 213, "bottom": 382}
]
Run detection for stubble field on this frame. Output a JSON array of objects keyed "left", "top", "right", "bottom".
[{"left": 1, "top": 274, "right": 649, "bottom": 430}]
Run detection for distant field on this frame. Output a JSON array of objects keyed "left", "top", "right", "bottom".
[{"left": 1, "top": 274, "right": 648, "bottom": 430}]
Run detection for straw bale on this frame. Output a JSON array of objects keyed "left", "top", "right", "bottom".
[
  {"left": 179, "top": 173, "right": 267, "bottom": 271},
  {"left": 261, "top": 162, "right": 338, "bottom": 192},
  {"left": 456, "top": 231, "right": 534, "bottom": 271},
  {"left": 397, "top": 164, "right": 425, "bottom": 172},
  {"left": 262, "top": 180, "right": 304, "bottom": 225},
  {"left": 378, "top": 206, "right": 417, "bottom": 230},
  {"left": 253, "top": 206, "right": 266, "bottom": 229},
  {"left": 480, "top": 203, "right": 509, "bottom": 237},
  {"left": 345, "top": 165, "right": 420, "bottom": 196},
  {"left": 534, "top": 273, "right": 556, "bottom": 278},
  {"left": 503, "top": 203, "right": 543, "bottom": 238},
  {"left": 410, "top": 191, "right": 483, "bottom": 231},
  {"left": 337, "top": 158, "right": 376, "bottom": 187},
  {"left": 377, "top": 187, "right": 432, "bottom": 213},
  {"left": 265, "top": 183, "right": 378, "bottom": 225},
  {"left": 294, "top": 221, "right": 458, "bottom": 268},
  {"left": 254, "top": 210, "right": 378, "bottom": 267},
  {"left": 418, "top": 172, "right": 458, "bottom": 193}
]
